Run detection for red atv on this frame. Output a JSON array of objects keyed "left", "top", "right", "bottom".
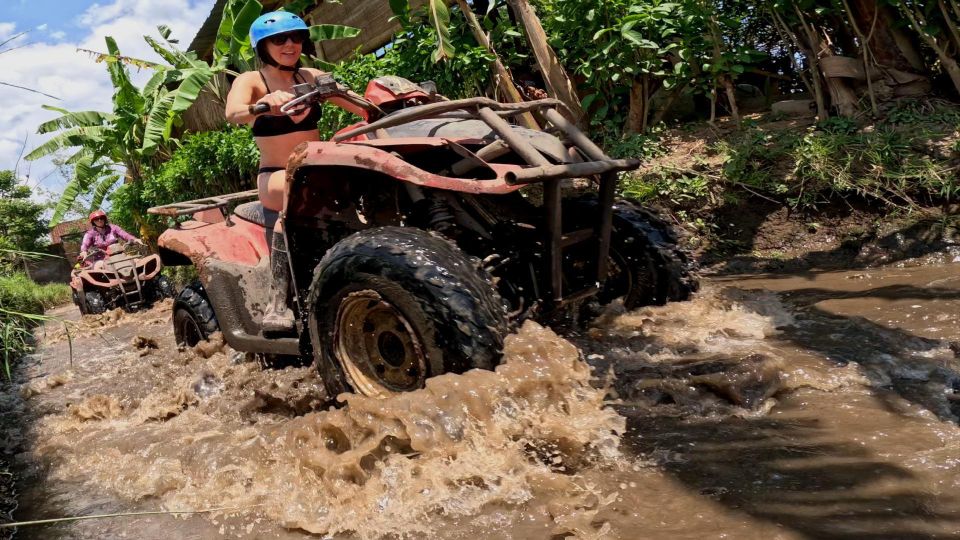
[
  {"left": 70, "top": 242, "right": 175, "bottom": 314},
  {"left": 148, "top": 75, "right": 697, "bottom": 398}
]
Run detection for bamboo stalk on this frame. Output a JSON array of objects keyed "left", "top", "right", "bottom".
[
  {"left": 769, "top": 5, "right": 826, "bottom": 121},
  {"left": 841, "top": 0, "right": 878, "bottom": 117},
  {"left": 454, "top": 0, "right": 539, "bottom": 129},
  {"left": 505, "top": 0, "right": 583, "bottom": 123},
  {"left": 901, "top": 2, "right": 960, "bottom": 94},
  {"left": 939, "top": 0, "right": 960, "bottom": 51}
]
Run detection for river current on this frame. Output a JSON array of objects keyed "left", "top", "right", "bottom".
[{"left": 7, "top": 260, "right": 960, "bottom": 539}]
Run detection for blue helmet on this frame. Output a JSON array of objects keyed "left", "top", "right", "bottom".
[{"left": 249, "top": 11, "right": 309, "bottom": 48}]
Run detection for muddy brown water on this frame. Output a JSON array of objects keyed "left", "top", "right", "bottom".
[{"left": 5, "top": 260, "right": 960, "bottom": 539}]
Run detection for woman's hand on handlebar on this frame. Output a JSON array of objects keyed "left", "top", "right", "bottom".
[{"left": 253, "top": 90, "right": 297, "bottom": 116}]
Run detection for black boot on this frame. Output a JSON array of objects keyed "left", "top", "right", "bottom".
[{"left": 262, "top": 229, "right": 295, "bottom": 332}]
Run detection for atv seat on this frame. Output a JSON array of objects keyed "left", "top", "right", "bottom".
[{"left": 234, "top": 201, "right": 279, "bottom": 229}]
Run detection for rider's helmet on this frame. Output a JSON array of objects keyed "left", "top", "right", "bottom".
[
  {"left": 89, "top": 209, "right": 108, "bottom": 225},
  {"left": 249, "top": 11, "right": 313, "bottom": 69}
]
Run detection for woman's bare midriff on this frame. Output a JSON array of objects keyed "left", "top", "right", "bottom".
[{"left": 255, "top": 129, "right": 319, "bottom": 211}]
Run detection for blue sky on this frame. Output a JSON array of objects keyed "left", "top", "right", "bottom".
[
  {"left": 0, "top": 0, "right": 91, "bottom": 42},
  {"left": 0, "top": 0, "right": 216, "bottom": 212}
]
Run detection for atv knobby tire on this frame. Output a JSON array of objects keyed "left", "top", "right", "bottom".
[
  {"left": 72, "top": 290, "right": 87, "bottom": 315},
  {"left": 565, "top": 196, "right": 698, "bottom": 308},
  {"left": 307, "top": 226, "right": 508, "bottom": 399},
  {"left": 173, "top": 282, "right": 219, "bottom": 347},
  {"left": 84, "top": 290, "right": 106, "bottom": 315},
  {"left": 153, "top": 275, "right": 176, "bottom": 302}
]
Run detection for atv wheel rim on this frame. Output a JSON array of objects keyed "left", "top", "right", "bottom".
[
  {"left": 334, "top": 290, "right": 427, "bottom": 397},
  {"left": 177, "top": 312, "right": 203, "bottom": 347}
]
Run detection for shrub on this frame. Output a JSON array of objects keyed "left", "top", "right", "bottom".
[
  {"left": 0, "top": 273, "right": 70, "bottom": 379},
  {"left": 111, "top": 125, "right": 260, "bottom": 235},
  {"left": 0, "top": 273, "right": 71, "bottom": 316}
]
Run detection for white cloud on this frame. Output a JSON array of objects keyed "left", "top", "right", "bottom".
[
  {"left": 35, "top": 24, "right": 47, "bottom": 31},
  {"left": 0, "top": 0, "right": 216, "bottom": 211},
  {"left": 0, "top": 22, "right": 17, "bottom": 41}
]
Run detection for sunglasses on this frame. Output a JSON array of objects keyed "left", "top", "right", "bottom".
[{"left": 268, "top": 32, "right": 307, "bottom": 46}]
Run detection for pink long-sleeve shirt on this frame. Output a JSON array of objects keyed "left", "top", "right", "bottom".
[{"left": 80, "top": 224, "right": 136, "bottom": 258}]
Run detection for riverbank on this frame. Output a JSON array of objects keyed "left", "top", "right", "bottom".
[{"left": 618, "top": 99, "right": 960, "bottom": 274}]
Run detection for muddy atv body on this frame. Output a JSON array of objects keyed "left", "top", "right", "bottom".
[
  {"left": 70, "top": 243, "right": 175, "bottom": 314},
  {"left": 149, "top": 75, "right": 697, "bottom": 399}
]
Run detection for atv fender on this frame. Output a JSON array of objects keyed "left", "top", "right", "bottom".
[
  {"left": 283, "top": 140, "right": 525, "bottom": 208},
  {"left": 156, "top": 219, "right": 269, "bottom": 269}
]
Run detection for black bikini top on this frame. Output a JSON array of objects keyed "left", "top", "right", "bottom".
[{"left": 251, "top": 70, "right": 323, "bottom": 138}]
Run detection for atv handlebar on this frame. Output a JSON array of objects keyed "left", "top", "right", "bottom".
[
  {"left": 249, "top": 102, "right": 271, "bottom": 115},
  {"left": 278, "top": 74, "right": 379, "bottom": 118}
]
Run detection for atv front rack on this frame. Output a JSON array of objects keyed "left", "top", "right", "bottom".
[
  {"left": 336, "top": 98, "right": 637, "bottom": 310},
  {"left": 147, "top": 190, "right": 258, "bottom": 222}
]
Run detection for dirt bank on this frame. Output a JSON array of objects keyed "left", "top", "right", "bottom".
[{"left": 624, "top": 103, "right": 960, "bottom": 275}]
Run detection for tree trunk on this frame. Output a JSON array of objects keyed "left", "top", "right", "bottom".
[
  {"left": 942, "top": 55, "right": 960, "bottom": 95},
  {"left": 770, "top": 7, "right": 827, "bottom": 120},
  {"left": 720, "top": 75, "right": 741, "bottom": 126},
  {"left": 792, "top": 6, "right": 860, "bottom": 118},
  {"left": 455, "top": 0, "right": 539, "bottom": 129},
  {"left": 627, "top": 79, "right": 645, "bottom": 134},
  {"left": 840, "top": 0, "right": 879, "bottom": 116},
  {"left": 901, "top": 3, "right": 960, "bottom": 95},
  {"left": 848, "top": 0, "right": 924, "bottom": 72},
  {"left": 505, "top": 0, "right": 584, "bottom": 124},
  {"left": 650, "top": 84, "right": 686, "bottom": 126}
]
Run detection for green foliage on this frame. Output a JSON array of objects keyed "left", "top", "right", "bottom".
[
  {"left": 0, "top": 272, "right": 70, "bottom": 379},
  {"left": 110, "top": 125, "right": 260, "bottom": 235},
  {"left": 317, "top": 18, "right": 494, "bottom": 139},
  {"left": 389, "top": 0, "right": 456, "bottom": 63},
  {"left": 646, "top": 110, "right": 960, "bottom": 211},
  {"left": 601, "top": 129, "right": 666, "bottom": 161},
  {"left": 0, "top": 274, "right": 70, "bottom": 317},
  {"left": 622, "top": 170, "right": 710, "bottom": 205},
  {"left": 536, "top": 0, "right": 762, "bottom": 129},
  {"left": 0, "top": 171, "right": 49, "bottom": 271}
]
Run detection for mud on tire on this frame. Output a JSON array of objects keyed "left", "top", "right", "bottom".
[
  {"left": 565, "top": 196, "right": 698, "bottom": 308},
  {"left": 307, "top": 226, "right": 509, "bottom": 399},
  {"left": 173, "top": 282, "right": 219, "bottom": 347}
]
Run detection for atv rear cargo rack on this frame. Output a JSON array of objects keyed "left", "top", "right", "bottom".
[{"left": 147, "top": 190, "right": 259, "bottom": 223}]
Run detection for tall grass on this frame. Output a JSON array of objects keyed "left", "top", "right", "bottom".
[
  {"left": 0, "top": 273, "right": 71, "bottom": 379},
  {"left": 623, "top": 101, "right": 960, "bottom": 211}
]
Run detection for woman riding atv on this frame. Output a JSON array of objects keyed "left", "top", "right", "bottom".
[
  {"left": 225, "top": 11, "right": 366, "bottom": 332},
  {"left": 78, "top": 210, "right": 144, "bottom": 267}
]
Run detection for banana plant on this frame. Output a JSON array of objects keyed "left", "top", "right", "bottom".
[
  {"left": 215, "top": 0, "right": 361, "bottom": 71},
  {"left": 48, "top": 152, "right": 121, "bottom": 225},
  {"left": 31, "top": 1, "right": 363, "bottom": 226},
  {"left": 390, "top": 0, "right": 455, "bottom": 62}
]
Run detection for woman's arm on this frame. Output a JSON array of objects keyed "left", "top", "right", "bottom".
[
  {"left": 226, "top": 71, "right": 297, "bottom": 124},
  {"left": 225, "top": 72, "right": 260, "bottom": 125},
  {"left": 79, "top": 230, "right": 93, "bottom": 257},
  {"left": 111, "top": 224, "right": 140, "bottom": 243}
]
